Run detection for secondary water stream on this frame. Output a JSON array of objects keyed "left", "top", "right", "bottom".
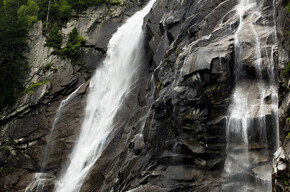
[
  {"left": 223, "top": 0, "right": 278, "bottom": 191},
  {"left": 25, "top": 85, "right": 82, "bottom": 192}
]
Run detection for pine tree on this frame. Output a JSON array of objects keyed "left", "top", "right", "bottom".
[{"left": 0, "top": 0, "right": 29, "bottom": 109}]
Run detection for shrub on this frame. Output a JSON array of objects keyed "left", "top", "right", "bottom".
[
  {"left": 50, "top": 0, "right": 72, "bottom": 21},
  {"left": 286, "top": 2, "right": 290, "bottom": 12},
  {"left": 157, "top": 81, "right": 164, "bottom": 90},
  {"left": 46, "top": 23, "right": 63, "bottom": 49},
  {"left": 284, "top": 62, "right": 290, "bottom": 77},
  {"left": 0, "top": 7, "right": 29, "bottom": 109},
  {"left": 61, "top": 27, "right": 86, "bottom": 60},
  {"left": 286, "top": 117, "right": 290, "bottom": 124},
  {"left": 17, "top": 0, "right": 39, "bottom": 25}
]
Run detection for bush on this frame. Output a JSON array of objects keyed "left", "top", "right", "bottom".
[
  {"left": 0, "top": 5, "right": 29, "bottom": 109},
  {"left": 46, "top": 23, "right": 63, "bottom": 49},
  {"left": 50, "top": 0, "right": 72, "bottom": 21},
  {"left": 61, "top": 27, "right": 86, "bottom": 60},
  {"left": 286, "top": 117, "right": 290, "bottom": 125},
  {"left": 283, "top": 62, "right": 290, "bottom": 77},
  {"left": 17, "top": 0, "right": 39, "bottom": 25},
  {"left": 286, "top": 2, "right": 290, "bottom": 12}
]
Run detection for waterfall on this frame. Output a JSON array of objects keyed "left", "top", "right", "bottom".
[
  {"left": 25, "top": 85, "right": 82, "bottom": 192},
  {"left": 223, "top": 0, "right": 278, "bottom": 191},
  {"left": 54, "top": 1, "right": 156, "bottom": 191}
]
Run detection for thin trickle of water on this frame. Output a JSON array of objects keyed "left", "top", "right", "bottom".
[
  {"left": 25, "top": 85, "right": 83, "bottom": 192},
  {"left": 54, "top": 1, "right": 156, "bottom": 192},
  {"left": 224, "top": 0, "right": 278, "bottom": 191}
]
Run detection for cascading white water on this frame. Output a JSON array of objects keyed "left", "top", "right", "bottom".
[
  {"left": 224, "top": 0, "right": 278, "bottom": 191},
  {"left": 25, "top": 85, "right": 82, "bottom": 192},
  {"left": 54, "top": 1, "right": 156, "bottom": 191}
]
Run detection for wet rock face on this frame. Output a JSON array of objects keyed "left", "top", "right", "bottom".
[
  {"left": 273, "top": 0, "right": 290, "bottom": 191},
  {"left": 0, "top": 0, "right": 288, "bottom": 192},
  {"left": 0, "top": 1, "right": 148, "bottom": 191},
  {"left": 80, "top": 0, "right": 233, "bottom": 191},
  {"left": 81, "top": 0, "right": 287, "bottom": 191}
]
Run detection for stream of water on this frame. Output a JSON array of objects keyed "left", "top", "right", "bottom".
[
  {"left": 224, "top": 0, "right": 278, "bottom": 191},
  {"left": 54, "top": 1, "right": 156, "bottom": 191},
  {"left": 25, "top": 85, "right": 82, "bottom": 192}
]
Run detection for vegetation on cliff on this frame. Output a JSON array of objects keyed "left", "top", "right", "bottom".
[
  {"left": 0, "top": 0, "right": 119, "bottom": 110},
  {"left": 61, "top": 27, "right": 86, "bottom": 60},
  {"left": 46, "top": 22, "right": 63, "bottom": 49},
  {"left": 0, "top": 0, "right": 30, "bottom": 109},
  {"left": 36, "top": 0, "right": 120, "bottom": 24}
]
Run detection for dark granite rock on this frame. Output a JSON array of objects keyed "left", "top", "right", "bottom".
[{"left": 0, "top": 0, "right": 289, "bottom": 191}]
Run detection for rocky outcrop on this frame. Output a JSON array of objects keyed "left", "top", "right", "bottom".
[
  {"left": 0, "top": 0, "right": 289, "bottom": 191},
  {"left": 80, "top": 0, "right": 288, "bottom": 191},
  {"left": 0, "top": 1, "right": 149, "bottom": 191},
  {"left": 273, "top": 0, "right": 290, "bottom": 191}
]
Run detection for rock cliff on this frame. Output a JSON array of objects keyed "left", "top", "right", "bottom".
[{"left": 0, "top": 0, "right": 289, "bottom": 191}]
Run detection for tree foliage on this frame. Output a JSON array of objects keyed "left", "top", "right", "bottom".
[
  {"left": 0, "top": 0, "right": 117, "bottom": 109},
  {"left": 34, "top": 0, "right": 120, "bottom": 24},
  {"left": 61, "top": 27, "right": 86, "bottom": 60},
  {"left": 284, "top": 62, "right": 290, "bottom": 77},
  {"left": 46, "top": 22, "right": 63, "bottom": 49},
  {"left": 50, "top": 0, "right": 72, "bottom": 21},
  {"left": 18, "top": 0, "right": 39, "bottom": 25},
  {"left": 0, "top": 0, "right": 29, "bottom": 109},
  {"left": 286, "top": 1, "right": 290, "bottom": 12}
]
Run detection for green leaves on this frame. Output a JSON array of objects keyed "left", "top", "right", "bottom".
[
  {"left": 46, "top": 26, "right": 86, "bottom": 61},
  {"left": 284, "top": 62, "right": 290, "bottom": 77},
  {"left": 21, "top": 80, "right": 50, "bottom": 95},
  {"left": 0, "top": 0, "right": 29, "bottom": 110},
  {"left": 50, "top": 0, "right": 72, "bottom": 21},
  {"left": 286, "top": 1, "right": 290, "bottom": 12},
  {"left": 61, "top": 27, "right": 86, "bottom": 60},
  {"left": 17, "top": 0, "right": 40, "bottom": 25},
  {"left": 46, "top": 22, "right": 63, "bottom": 49}
]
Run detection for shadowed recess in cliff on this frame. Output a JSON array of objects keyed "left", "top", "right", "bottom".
[
  {"left": 223, "top": 0, "right": 278, "bottom": 191},
  {"left": 53, "top": 1, "right": 156, "bottom": 192}
]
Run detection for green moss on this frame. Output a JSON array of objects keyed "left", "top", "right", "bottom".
[
  {"left": 42, "top": 63, "right": 52, "bottom": 71},
  {"left": 157, "top": 81, "right": 163, "bottom": 90},
  {"left": 21, "top": 80, "right": 50, "bottom": 95},
  {"left": 205, "top": 85, "right": 221, "bottom": 93},
  {"left": 197, "top": 164, "right": 206, "bottom": 169},
  {"left": 286, "top": 132, "right": 290, "bottom": 139},
  {"left": 167, "top": 62, "right": 174, "bottom": 69},
  {"left": 42, "top": 63, "right": 57, "bottom": 73},
  {"left": 183, "top": 114, "right": 192, "bottom": 120},
  {"left": 283, "top": 62, "right": 290, "bottom": 77},
  {"left": 0, "top": 166, "right": 16, "bottom": 175},
  {"left": 6, "top": 138, "right": 15, "bottom": 145},
  {"left": 186, "top": 123, "right": 199, "bottom": 130},
  {"left": 175, "top": 48, "right": 180, "bottom": 56},
  {"left": 286, "top": 117, "right": 290, "bottom": 124},
  {"left": 286, "top": 2, "right": 290, "bottom": 12},
  {"left": 284, "top": 180, "right": 289, "bottom": 186},
  {"left": 0, "top": 147, "right": 9, "bottom": 152}
]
